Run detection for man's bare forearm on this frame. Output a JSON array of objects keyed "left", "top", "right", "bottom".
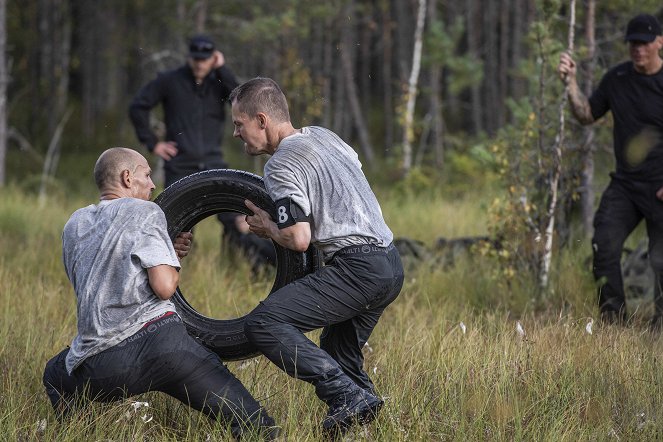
[{"left": 567, "top": 81, "right": 595, "bottom": 125}]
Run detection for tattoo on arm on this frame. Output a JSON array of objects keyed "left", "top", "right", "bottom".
[{"left": 567, "top": 83, "right": 594, "bottom": 125}]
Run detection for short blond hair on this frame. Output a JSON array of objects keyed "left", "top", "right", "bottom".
[{"left": 229, "top": 77, "right": 291, "bottom": 123}]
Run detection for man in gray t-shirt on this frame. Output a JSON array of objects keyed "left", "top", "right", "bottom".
[
  {"left": 43, "top": 148, "right": 277, "bottom": 440},
  {"left": 230, "top": 78, "right": 404, "bottom": 437}
]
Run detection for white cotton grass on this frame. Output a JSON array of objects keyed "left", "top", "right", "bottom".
[
  {"left": 35, "top": 418, "right": 47, "bottom": 433},
  {"left": 516, "top": 321, "right": 526, "bottom": 338},
  {"left": 585, "top": 319, "right": 593, "bottom": 335},
  {"left": 237, "top": 358, "right": 260, "bottom": 370},
  {"left": 115, "top": 401, "right": 152, "bottom": 424},
  {"left": 459, "top": 321, "right": 467, "bottom": 334}
]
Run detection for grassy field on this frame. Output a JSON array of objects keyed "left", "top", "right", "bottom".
[{"left": 2, "top": 181, "right": 663, "bottom": 441}]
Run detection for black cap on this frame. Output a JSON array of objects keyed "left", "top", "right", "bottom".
[
  {"left": 189, "top": 35, "right": 215, "bottom": 59},
  {"left": 624, "top": 14, "right": 662, "bottom": 42}
]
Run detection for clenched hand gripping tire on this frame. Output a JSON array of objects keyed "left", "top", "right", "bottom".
[{"left": 154, "top": 169, "right": 320, "bottom": 360}]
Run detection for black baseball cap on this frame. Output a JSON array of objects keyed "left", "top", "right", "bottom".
[
  {"left": 624, "top": 14, "right": 662, "bottom": 42},
  {"left": 189, "top": 35, "right": 215, "bottom": 59}
]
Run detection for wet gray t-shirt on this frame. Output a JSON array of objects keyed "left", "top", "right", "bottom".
[
  {"left": 62, "top": 198, "right": 179, "bottom": 374},
  {"left": 264, "top": 126, "right": 392, "bottom": 260}
]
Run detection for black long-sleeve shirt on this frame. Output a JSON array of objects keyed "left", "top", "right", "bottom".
[{"left": 129, "top": 65, "right": 239, "bottom": 181}]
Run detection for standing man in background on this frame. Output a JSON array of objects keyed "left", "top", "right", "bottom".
[
  {"left": 129, "top": 35, "right": 274, "bottom": 269},
  {"left": 558, "top": 13, "right": 663, "bottom": 327},
  {"left": 230, "top": 77, "right": 404, "bottom": 437}
]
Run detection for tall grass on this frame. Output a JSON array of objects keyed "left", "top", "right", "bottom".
[{"left": 1, "top": 184, "right": 662, "bottom": 441}]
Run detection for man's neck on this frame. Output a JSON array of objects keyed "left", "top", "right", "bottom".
[
  {"left": 99, "top": 190, "right": 124, "bottom": 201},
  {"left": 272, "top": 123, "right": 300, "bottom": 153},
  {"left": 635, "top": 57, "right": 663, "bottom": 75}
]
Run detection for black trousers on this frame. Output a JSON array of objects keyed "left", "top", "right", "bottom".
[
  {"left": 43, "top": 313, "right": 272, "bottom": 438},
  {"left": 592, "top": 177, "right": 663, "bottom": 316},
  {"left": 244, "top": 244, "right": 404, "bottom": 404}
]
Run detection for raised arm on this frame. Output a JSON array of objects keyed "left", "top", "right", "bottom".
[{"left": 558, "top": 52, "right": 595, "bottom": 125}]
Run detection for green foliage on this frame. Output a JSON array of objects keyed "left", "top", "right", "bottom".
[
  {"left": 391, "top": 167, "right": 434, "bottom": 197},
  {"left": 485, "top": 0, "right": 588, "bottom": 292},
  {"left": 424, "top": 16, "right": 483, "bottom": 95}
]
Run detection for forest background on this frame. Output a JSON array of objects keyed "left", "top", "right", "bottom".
[
  {"left": 2, "top": 0, "right": 661, "bottom": 289},
  {"left": 4, "top": 0, "right": 663, "bottom": 440}
]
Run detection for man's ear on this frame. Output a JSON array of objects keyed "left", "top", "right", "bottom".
[
  {"left": 121, "top": 169, "right": 132, "bottom": 188},
  {"left": 257, "top": 112, "right": 267, "bottom": 129}
]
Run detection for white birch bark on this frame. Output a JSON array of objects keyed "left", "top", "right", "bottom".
[
  {"left": 540, "top": 0, "right": 576, "bottom": 290},
  {"left": 402, "top": 0, "right": 427, "bottom": 173}
]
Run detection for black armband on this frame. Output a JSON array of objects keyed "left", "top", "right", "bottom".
[{"left": 274, "top": 197, "right": 311, "bottom": 229}]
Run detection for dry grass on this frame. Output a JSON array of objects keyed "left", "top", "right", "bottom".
[{"left": 1, "top": 185, "right": 662, "bottom": 441}]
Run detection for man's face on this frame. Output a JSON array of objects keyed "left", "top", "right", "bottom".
[
  {"left": 188, "top": 56, "right": 215, "bottom": 83},
  {"left": 129, "top": 156, "right": 155, "bottom": 201},
  {"left": 628, "top": 36, "right": 663, "bottom": 72},
  {"left": 232, "top": 104, "right": 267, "bottom": 156}
]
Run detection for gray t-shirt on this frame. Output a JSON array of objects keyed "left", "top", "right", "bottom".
[
  {"left": 62, "top": 198, "right": 180, "bottom": 374},
  {"left": 264, "top": 126, "right": 392, "bottom": 260}
]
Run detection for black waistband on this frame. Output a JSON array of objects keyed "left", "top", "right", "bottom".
[{"left": 331, "top": 243, "right": 394, "bottom": 261}]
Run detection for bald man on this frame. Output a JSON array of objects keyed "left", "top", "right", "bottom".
[{"left": 43, "top": 148, "right": 277, "bottom": 440}]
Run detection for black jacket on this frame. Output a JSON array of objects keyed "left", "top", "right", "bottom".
[{"left": 129, "top": 65, "right": 239, "bottom": 180}]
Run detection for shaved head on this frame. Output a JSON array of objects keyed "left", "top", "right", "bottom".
[{"left": 93, "top": 147, "right": 145, "bottom": 191}]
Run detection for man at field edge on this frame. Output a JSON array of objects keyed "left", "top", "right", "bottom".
[
  {"left": 42, "top": 147, "right": 278, "bottom": 440},
  {"left": 558, "top": 13, "right": 663, "bottom": 327},
  {"left": 230, "top": 77, "right": 404, "bottom": 437},
  {"left": 129, "top": 34, "right": 275, "bottom": 271}
]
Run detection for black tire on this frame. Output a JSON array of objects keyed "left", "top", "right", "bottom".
[{"left": 154, "top": 169, "right": 321, "bottom": 361}]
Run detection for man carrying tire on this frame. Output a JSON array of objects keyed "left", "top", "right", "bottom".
[
  {"left": 43, "top": 147, "right": 277, "bottom": 440},
  {"left": 230, "top": 78, "right": 404, "bottom": 437}
]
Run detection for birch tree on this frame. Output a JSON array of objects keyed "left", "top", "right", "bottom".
[
  {"left": 539, "top": 0, "right": 575, "bottom": 290},
  {"left": 401, "top": 0, "right": 426, "bottom": 174}
]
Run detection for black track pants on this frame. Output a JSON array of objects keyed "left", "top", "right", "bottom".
[
  {"left": 43, "top": 314, "right": 273, "bottom": 438},
  {"left": 592, "top": 177, "right": 663, "bottom": 316},
  {"left": 244, "top": 244, "right": 404, "bottom": 404}
]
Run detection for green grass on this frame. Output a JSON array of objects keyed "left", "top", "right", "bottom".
[{"left": 2, "top": 184, "right": 663, "bottom": 441}]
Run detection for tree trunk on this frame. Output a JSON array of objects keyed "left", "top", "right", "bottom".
[
  {"left": 0, "top": 0, "right": 6, "bottom": 186},
  {"left": 381, "top": 0, "right": 394, "bottom": 155},
  {"left": 466, "top": 0, "right": 483, "bottom": 133},
  {"left": 580, "top": 0, "right": 596, "bottom": 237},
  {"left": 402, "top": 0, "right": 427, "bottom": 173},
  {"left": 194, "top": 0, "right": 208, "bottom": 33},
  {"left": 53, "top": 0, "right": 72, "bottom": 127},
  {"left": 510, "top": 0, "right": 525, "bottom": 101},
  {"left": 340, "top": 1, "right": 375, "bottom": 166},
  {"left": 426, "top": 0, "right": 444, "bottom": 167},
  {"left": 483, "top": 0, "right": 499, "bottom": 133},
  {"left": 393, "top": 0, "right": 412, "bottom": 86},
  {"left": 360, "top": 5, "right": 373, "bottom": 114},
  {"left": 322, "top": 16, "right": 333, "bottom": 128},
  {"left": 498, "top": 0, "right": 510, "bottom": 128}
]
